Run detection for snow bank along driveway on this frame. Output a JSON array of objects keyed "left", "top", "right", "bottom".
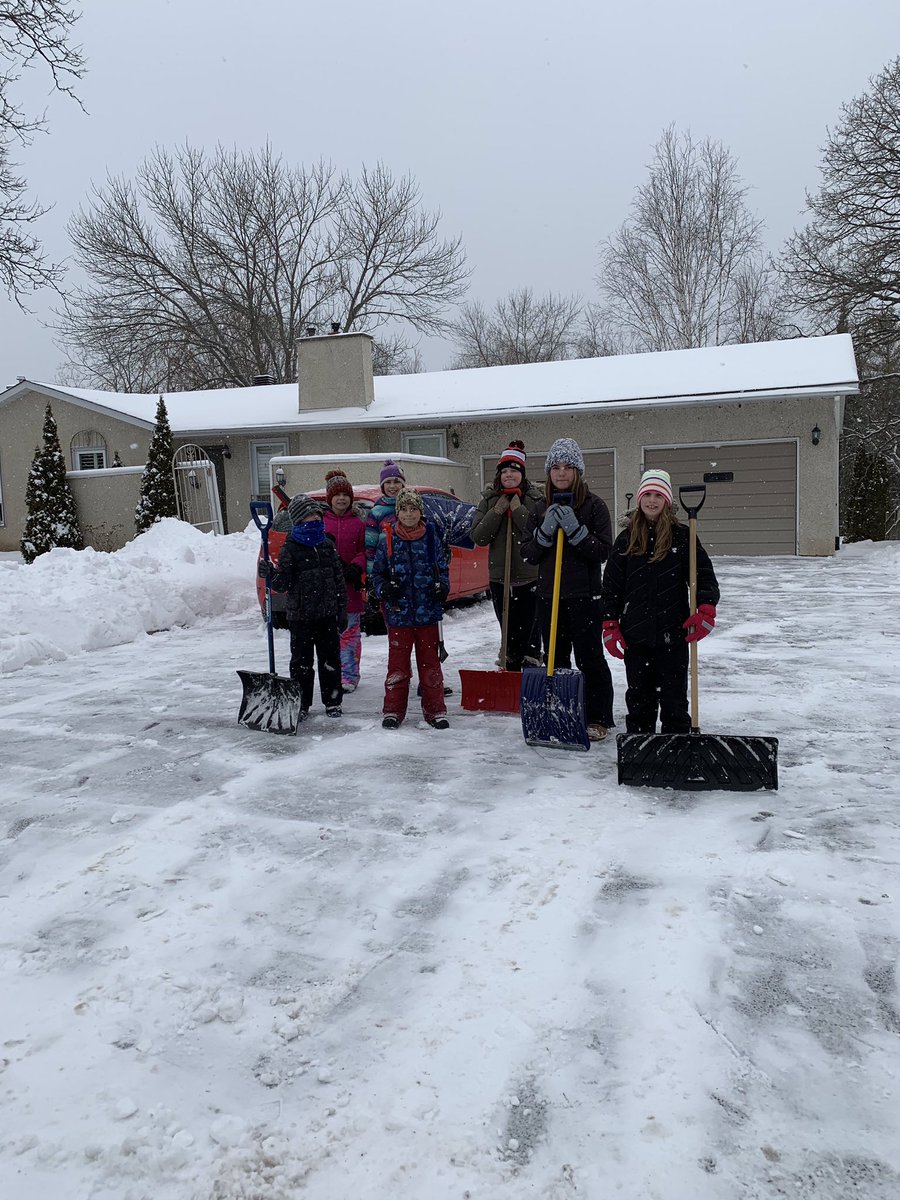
[{"left": 1, "top": 532, "right": 898, "bottom": 1199}]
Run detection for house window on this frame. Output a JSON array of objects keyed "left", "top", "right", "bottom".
[
  {"left": 71, "top": 430, "right": 108, "bottom": 470},
  {"left": 251, "top": 440, "right": 288, "bottom": 501},
  {"left": 401, "top": 430, "right": 446, "bottom": 458},
  {"left": 75, "top": 449, "right": 107, "bottom": 471}
]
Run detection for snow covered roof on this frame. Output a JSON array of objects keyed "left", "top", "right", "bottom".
[{"left": 9, "top": 334, "right": 857, "bottom": 437}]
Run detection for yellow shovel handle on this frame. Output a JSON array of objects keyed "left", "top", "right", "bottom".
[{"left": 546, "top": 528, "right": 564, "bottom": 677}]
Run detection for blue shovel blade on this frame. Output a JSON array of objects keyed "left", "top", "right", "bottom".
[{"left": 520, "top": 665, "right": 589, "bottom": 752}]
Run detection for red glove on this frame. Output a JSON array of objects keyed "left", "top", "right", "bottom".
[
  {"left": 683, "top": 604, "right": 716, "bottom": 643},
  {"left": 602, "top": 620, "right": 627, "bottom": 659},
  {"left": 502, "top": 486, "right": 522, "bottom": 497}
]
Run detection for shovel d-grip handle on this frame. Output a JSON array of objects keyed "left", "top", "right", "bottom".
[
  {"left": 678, "top": 484, "right": 707, "bottom": 520},
  {"left": 251, "top": 500, "right": 275, "bottom": 542}
]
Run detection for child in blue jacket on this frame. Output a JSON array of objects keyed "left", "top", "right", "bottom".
[{"left": 371, "top": 488, "right": 450, "bottom": 730}]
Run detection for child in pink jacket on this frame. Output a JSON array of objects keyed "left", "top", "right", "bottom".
[{"left": 322, "top": 470, "right": 367, "bottom": 691}]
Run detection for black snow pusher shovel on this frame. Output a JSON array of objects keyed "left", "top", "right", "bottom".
[
  {"left": 520, "top": 526, "right": 589, "bottom": 752},
  {"left": 616, "top": 485, "right": 778, "bottom": 791},
  {"left": 237, "top": 501, "right": 305, "bottom": 735}
]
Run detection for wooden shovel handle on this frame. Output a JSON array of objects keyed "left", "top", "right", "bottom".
[{"left": 499, "top": 508, "right": 513, "bottom": 670}]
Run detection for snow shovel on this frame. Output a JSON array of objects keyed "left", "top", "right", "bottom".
[
  {"left": 616, "top": 484, "right": 778, "bottom": 790},
  {"left": 460, "top": 508, "right": 521, "bottom": 712},
  {"left": 520, "top": 526, "right": 589, "bottom": 751},
  {"left": 237, "top": 501, "right": 305, "bottom": 735}
]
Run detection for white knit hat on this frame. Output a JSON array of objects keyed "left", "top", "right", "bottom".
[
  {"left": 545, "top": 437, "right": 585, "bottom": 475},
  {"left": 636, "top": 469, "right": 674, "bottom": 507}
]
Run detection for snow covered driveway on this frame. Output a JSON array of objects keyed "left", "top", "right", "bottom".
[{"left": 1, "top": 530, "right": 899, "bottom": 1199}]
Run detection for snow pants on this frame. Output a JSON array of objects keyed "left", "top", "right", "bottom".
[
  {"left": 489, "top": 579, "right": 541, "bottom": 669},
  {"left": 383, "top": 624, "right": 446, "bottom": 723},
  {"left": 540, "top": 597, "right": 614, "bottom": 727},
  {"left": 339, "top": 612, "right": 363, "bottom": 688},
  {"left": 288, "top": 617, "right": 342, "bottom": 710},
  {"left": 623, "top": 634, "right": 690, "bottom": 734}
]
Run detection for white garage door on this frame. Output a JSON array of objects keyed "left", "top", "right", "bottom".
[{"left": 643, "top": 442, "right": 798, "bottom": 555}]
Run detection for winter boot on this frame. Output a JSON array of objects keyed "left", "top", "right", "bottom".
[{"left": 382, "top": 715, "right": 401, "bottom": 730}]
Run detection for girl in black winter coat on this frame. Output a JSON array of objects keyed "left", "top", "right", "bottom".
[
  {"left": 521, "top": 437, "right": 614, "bottom": 741},
  {"left": 601, "top": 469, "right": 720, "bottom": 734},
  {"left": 270, "top": 493, "right": 348, "bottom": 719}
]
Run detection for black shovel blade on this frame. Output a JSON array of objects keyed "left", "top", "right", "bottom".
[
  {"left": 617, "top": 731, "right": 778, "bottom": 791},
  {"left": 237, "top": 670, "right": 304, "bottom": 735},
  {"left": 520, "top": 666, "right": 589, "bottom": 752}
]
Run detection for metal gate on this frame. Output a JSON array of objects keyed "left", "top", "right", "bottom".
[{"left": 172, "top": 444, "right": 224, "bottom": 535}]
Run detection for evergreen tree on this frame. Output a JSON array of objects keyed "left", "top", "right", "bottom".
[
  {"left": 844, "top": 445, "right": 891, "bottom": 541},
  {"left": 20, "top": 404, "right": 84, "bottom": 563},
  {"left": 135, "top": 395, "right": 177, "bottom": 533}
]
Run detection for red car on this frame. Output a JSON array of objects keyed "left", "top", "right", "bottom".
[{"left": 256, "top": 484, "right": 489, "bottom": 629}]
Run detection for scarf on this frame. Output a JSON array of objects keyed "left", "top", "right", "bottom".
[
  {"left": 290, "top": 519, "right": 326, "bottom": 546},
  {"left": 394, "top": 520, "right": 426, "bottom": 542}
]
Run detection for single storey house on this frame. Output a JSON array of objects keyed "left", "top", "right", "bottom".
[{"left": 0, "top": 331, "right": 858, "bottom": 556}]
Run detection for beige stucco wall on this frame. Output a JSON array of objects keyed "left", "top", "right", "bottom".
[
  {"left": 365, "top": 393, "right": 841, "bottom": 555},
  {"left": 1, "top": 383, "right": 842, "bottom": 556},
  {"left": 297, "top": 332, "right": 374, "bottom": 410},
  {"left": 66, "top": 467, "right": 145, "bottom": 551},
  {"left": 0, "top": 389, "right": 152, "bottom": 552}
]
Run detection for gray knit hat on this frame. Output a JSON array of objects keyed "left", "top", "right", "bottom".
[
  {"left": 545, "top": 437, "right": 585, "bottom": 475},
  {"left": 287, "top": 493, "right": 324, "bottom": 524}
]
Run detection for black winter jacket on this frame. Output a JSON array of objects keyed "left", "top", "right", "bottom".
[
  {"left": 271, "top": 535, "right": 347, "bottom": 624},
  {"left": 521, "top": 492, "right": 613, "bottom": 601},
  {"left": 601, "top": 523, "right": 719, "bottom": 647}
]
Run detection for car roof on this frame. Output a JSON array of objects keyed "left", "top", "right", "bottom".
[{"left": 307, "top": 484, "right": 456, "bottom": 500}]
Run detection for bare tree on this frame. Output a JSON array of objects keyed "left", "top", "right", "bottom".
[
  {"left": 58, "top": 145, "right": 468, "bottom": 390},
  {"left": 597, "top": 126, "right": 782, "bottom": 351},
  {"left": 334, "top": 163, "right": 468, "bottom": 334},
  {"left": 779, "top": 59, "right": 900, "bottom": 523},
  {"left": 572, "top": 302, "right": 630, "bottom": 359},
  {"left": 0, "top": 0, "right": 85, "bottom": 300},
  {"left": 450, "top": 287, "right": 584, "bottom": 368},
  {"left": 780, "top": 57, "right": 900, "bottom": 347},
  {"left": 371, "top": 332, "right": 423, "bottom": 376}
]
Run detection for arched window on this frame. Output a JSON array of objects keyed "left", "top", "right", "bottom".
[{"left": 71, "top": 430, "right": 108, "bottom": 470}]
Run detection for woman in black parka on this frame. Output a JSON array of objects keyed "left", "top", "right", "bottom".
[
  {"left": 601, "top": 468, "right": 720, "bottom": 734},
  {"left": 521, "top": 437, "right": 614, "bottom": 741}
]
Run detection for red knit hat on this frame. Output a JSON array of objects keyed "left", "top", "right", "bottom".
[
  {"left": 498, "top": 440, "right": 526, "bottom": 471},
  {"left": 325, "top": 469, "right": 353, "bottom": 503}
]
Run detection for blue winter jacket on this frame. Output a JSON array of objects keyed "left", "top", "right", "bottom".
[{"left": 372, "top": 521, "right": 450, "bottom": 628}]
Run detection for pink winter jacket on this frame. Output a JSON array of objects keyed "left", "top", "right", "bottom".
[{"left": 323, "top": 509, "right": 367, "bottom": 614}]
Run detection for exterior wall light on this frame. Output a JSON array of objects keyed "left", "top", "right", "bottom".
[
  {"left": 811, "top": 425, "right": 821, "bottom": 446},
  {"left": 450, "top": 429, "right": 461, "bottom": 449},
  {"left": 274, "top": 466, "right": 287, "bottom": 486}
]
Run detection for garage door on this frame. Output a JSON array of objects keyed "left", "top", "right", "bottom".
[
  {"left": 643, "top": 442, "right": 797, "bottom": 555},
  {"left": 481, "top": 449, "right": 616, "bottom": 519}
]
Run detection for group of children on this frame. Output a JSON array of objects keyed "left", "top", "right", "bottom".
[{"left": 265, "top": 439, "right": 720, "bottom": 738}]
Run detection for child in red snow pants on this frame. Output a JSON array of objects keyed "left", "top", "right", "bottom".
[{"left": 383, "top": 625, "right": 446, "bottom": 722}]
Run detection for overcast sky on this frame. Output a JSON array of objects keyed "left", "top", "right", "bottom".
[{"left": 2, "top": 0, "right": 899, "bottom": 389}]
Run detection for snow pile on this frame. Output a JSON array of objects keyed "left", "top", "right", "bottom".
[{"left": 0, "top": 518, "right": 259, "bottom": 674}]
